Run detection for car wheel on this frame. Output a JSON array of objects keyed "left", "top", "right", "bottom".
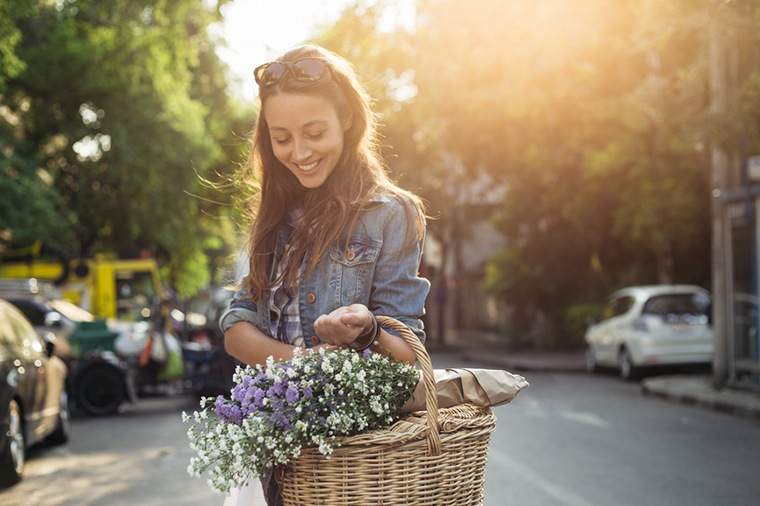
[
  {"left": 585, "top": 346, "right": 598, "bottom": 373},
  {"left": 0, "top": 399, "right": 25, "bottom": 486},
  {"left": 618, "top": 347, "right": 639, "bottom": 381},
  {"left": 46, "top": 391, "right": 71, "bottom": 446},
  {"left": 75, "top": 365, "right": 126, "bottom": 416}
]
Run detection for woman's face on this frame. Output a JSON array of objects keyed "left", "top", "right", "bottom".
[{"left": 264, "top": 92, "right": 348, "bottom": 189}]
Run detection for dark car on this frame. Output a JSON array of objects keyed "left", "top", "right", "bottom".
[
  {"left": 0, "top": 299, "right": 70, "bottom": 486},
  {"left": 7, "top": 297, "right": 134, "bottom": 416}
]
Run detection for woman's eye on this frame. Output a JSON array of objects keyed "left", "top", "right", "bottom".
[
  {"left": 307, "top": 131, "right": 325, "bottom": 140},
  {"left": 273, "top": 137, "right": 290, "bottom": 145}
]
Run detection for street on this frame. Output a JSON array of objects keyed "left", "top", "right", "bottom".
[{"left": 1, "top": 351, "right": 759, "bottom": 506}]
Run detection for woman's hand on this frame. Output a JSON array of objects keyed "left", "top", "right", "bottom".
[{"left": 313, "top": 304, "right": 374, "bottom": 346}]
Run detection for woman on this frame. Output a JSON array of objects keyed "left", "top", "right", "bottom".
[{"left": 220, "top": 44, "right": 430, "bottom": 505}]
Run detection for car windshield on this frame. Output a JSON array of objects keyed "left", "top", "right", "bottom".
[
  {"left": 116, "top": 271, "right": 156, "bottom": 321},
  {"left": 642, "top": 293, "right": 710, "bottom": 323}
]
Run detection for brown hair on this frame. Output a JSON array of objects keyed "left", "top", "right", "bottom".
[{"left": 242, "top": 44, "right": 424, "bottom": 301}]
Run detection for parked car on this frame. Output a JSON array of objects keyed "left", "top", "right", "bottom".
[
  {"left": 584, "top": 285, "right": 713, "bottom": 380},
  {"left": 0, "top": 299, "right": 70, "bottom": 486},
  {"left": 3, "top": 292, "right": 135, "bottom": 416}
]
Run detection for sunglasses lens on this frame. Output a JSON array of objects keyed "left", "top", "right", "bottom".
[
  {"left": 292, "top": 59, "right": 328, "bottom": 81},
  {"left": 256, "top": 62, "right": 287, "bottom": 86}
]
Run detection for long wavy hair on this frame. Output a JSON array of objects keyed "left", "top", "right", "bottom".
[{"left": 242, "top": 44, "right": 425, "bottom": 301}]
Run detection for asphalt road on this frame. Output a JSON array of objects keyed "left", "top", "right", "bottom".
[{"left": 1, "top": 351, "right": 758, "bottom": 506}]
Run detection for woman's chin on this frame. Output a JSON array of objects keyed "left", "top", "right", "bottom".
[{"left": 297, "top": 176, "right": 327, "bottom": 189}]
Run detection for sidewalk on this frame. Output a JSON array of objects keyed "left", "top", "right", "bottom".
[
  {"left": 461, "top": 348, "right": 587, "bottom": 373},
  {"left": 426, "top": 329, "right": 587, "bottom": 373},
  {"left": 428, "top": 329, "right": 760, "bottom": 421},
  {"left": 641, "top": 375, "right": 760, "bottom": 421}
]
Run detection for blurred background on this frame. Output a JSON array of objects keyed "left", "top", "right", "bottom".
[{"left": 1, "top": 1, "right": 759, "bottom": 505}]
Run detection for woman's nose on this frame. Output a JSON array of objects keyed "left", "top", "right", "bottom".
[{"left": 292, "top": 138, "right": 312, "bottom": 162}]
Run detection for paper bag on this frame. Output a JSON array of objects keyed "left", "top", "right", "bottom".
[{"left": 400, "top": 368, "right": 528, "bottom": 413}]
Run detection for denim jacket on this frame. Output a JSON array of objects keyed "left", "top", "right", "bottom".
[{"left": 219, "top": 194, "right": 430, "bottom": 345}]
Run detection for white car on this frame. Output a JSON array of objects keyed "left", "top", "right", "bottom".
[{"left": 584, "top": 285, "right": 713, "bottom": 380}]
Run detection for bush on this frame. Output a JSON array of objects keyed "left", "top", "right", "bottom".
[{"left": 562, "top": 304, "right": 605, "bottom": 348}]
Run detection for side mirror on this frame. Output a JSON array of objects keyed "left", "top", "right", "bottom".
[{"left": 44, "top": 311, "right": 63, "bottom": 328}]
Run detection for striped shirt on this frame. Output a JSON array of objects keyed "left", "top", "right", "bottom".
[
  {"left": 268, "top": 208, "right": 305, "bottom": 348},
  {"left": 268, "top": 243, "right": 305, "bottom": 348}
]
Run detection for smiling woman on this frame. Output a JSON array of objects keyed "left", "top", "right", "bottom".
[{"left": 219, "top": 44, "right": 430, "bottom": 505}]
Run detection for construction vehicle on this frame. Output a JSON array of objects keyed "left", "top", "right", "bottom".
[{"left": 0, "top": 243, "right": 164, "bottom": 321}]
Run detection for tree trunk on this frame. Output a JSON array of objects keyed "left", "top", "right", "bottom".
[{"left": 655, "top": 241, "right": 674, "bottom": 284}]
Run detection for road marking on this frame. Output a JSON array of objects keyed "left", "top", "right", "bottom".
[
  {"left": 560, "top": 410, "right": 611, "bottom": 429},
  {"left": 489, "top": 448, "right": 594, "bottom": 506}
]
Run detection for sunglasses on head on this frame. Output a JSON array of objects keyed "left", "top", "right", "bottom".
[{"left": 253, "top": 57, "right": 333, "bottom": 88}]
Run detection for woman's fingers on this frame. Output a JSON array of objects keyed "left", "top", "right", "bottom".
[
  {"left": 314, "top": 305, "right": 372, "bottom": 345},
  {"left": 340, "top": 312, "right": 364, "bottom": 327}
]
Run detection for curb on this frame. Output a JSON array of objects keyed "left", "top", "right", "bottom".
[
  {"left": 641, "top": 377, "right": 760, "bottom": 421},
  {"left": 460, "top": 351, "right": 587, "bottom": 374}
]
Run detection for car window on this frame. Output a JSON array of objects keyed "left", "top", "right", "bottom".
[
  {"left": 8, "top": 299, "right": 47, "bottom": 326},
  {"left": 606, "top": 296, "right": 635, "bottom": 318},
  {"left": 4, "top": 304, "right": 45, "bottom": 355},
  {"left": 643, "top": 293, "right": 710, "bottom": 321}
]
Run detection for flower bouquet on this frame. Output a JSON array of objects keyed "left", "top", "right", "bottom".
[{"left": 184, "top": 347, "right": 420, "bottom": 494}]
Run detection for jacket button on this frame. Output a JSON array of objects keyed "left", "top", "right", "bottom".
[
  {"left": 307, "top": 292, "right": 316, "bottom": 304},
  {"left": 345, "top": 250, "right": 355, "bottom": 261},
  {"left": 310, "top": 335, "right": 319, "bottom": 345}
]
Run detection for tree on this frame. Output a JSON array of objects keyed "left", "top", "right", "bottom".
[
  {"left": 315, "top": 0, "right": 717, "bottom": 346},
  {"left": 2, "top": 0, "right": 248, "bottom": 296}
]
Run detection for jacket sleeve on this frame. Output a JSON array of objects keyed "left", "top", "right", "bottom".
[
  {"left": 368, "top": 198, "right": 431, "bottom": 343},
  {"left": 218, "top": 286, "right": 270, "bottom": 337}
]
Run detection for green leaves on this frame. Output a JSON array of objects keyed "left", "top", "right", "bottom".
[
  {"left": 2, "top": 0, "right": 245, "bottom": 296},
  {"left": 316, "top": 0, "right": 723, "bottom": 345}
]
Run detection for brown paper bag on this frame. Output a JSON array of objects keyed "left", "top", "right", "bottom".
[{"left": 400, "top": 368, "right": 529, "bottom": 413}]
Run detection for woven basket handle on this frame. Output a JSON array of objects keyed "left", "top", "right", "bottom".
[{"left": 375, "top": 316, "right": 441, "bottom": 456}]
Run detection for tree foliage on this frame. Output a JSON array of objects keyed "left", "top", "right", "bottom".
[
  {"left": 316, "top": 0, "right": 737, "bottom": 345},
  {"left": 1, "top": 0, "right": 251, "bottom": 296}
]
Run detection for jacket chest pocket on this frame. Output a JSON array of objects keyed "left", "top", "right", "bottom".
[{"left": 329, "top": 239, "right": 380, "bottom": 305}]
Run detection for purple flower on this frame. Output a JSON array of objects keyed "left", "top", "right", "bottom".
[
  {"left": 232, "top": 383, "right": 246, "bottom": 403},
  {"left": 362, "top": 348, "right": 373, "bottom": 359},
  {"left": 303, "top": 386, "right": 313, "bottom": 399},
  {"left": 285, "top": 386, "right": 299, "bottom": 404},
  {"left": 253, "top": 388, "right": 265, "bottom": 408},
  {"left": 214, "top": 396, "right": 243, "bottom": 425}
]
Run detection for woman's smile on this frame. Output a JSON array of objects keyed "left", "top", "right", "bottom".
[{"left": 294, "top": 158, "right": 322, "bottom": 173}]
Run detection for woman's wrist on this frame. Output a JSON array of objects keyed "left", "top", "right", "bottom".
[{"left": 350, "top": 313, "right": 379, "bottom": 351}]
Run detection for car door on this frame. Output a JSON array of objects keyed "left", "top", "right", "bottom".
[{"left": 4, "top": 306, "right": 50, "bottom": 443}]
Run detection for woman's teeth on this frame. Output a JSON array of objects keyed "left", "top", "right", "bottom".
[{"left": 296, "top": 159, "right": 321, "bottom": 172}]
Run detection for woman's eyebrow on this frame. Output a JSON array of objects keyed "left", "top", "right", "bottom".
[{"left": 270, "top": 120, "right": 327, "bottom": 132}]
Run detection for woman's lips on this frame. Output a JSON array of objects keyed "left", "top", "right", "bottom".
[{"left": 295, "top": 158, "right": 322, "bottom": 173}]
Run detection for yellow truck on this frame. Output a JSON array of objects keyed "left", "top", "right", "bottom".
[{"left": 0, "top": 253, "right": 164, "bottom": 321}]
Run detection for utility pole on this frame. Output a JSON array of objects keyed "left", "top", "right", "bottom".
[{"left": 708, "top": 15, "right": 730, "bottom": 389}]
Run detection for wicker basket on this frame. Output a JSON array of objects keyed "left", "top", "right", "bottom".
[{"left": 279, "top": 316, "right": 496, "bottom": 505}]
